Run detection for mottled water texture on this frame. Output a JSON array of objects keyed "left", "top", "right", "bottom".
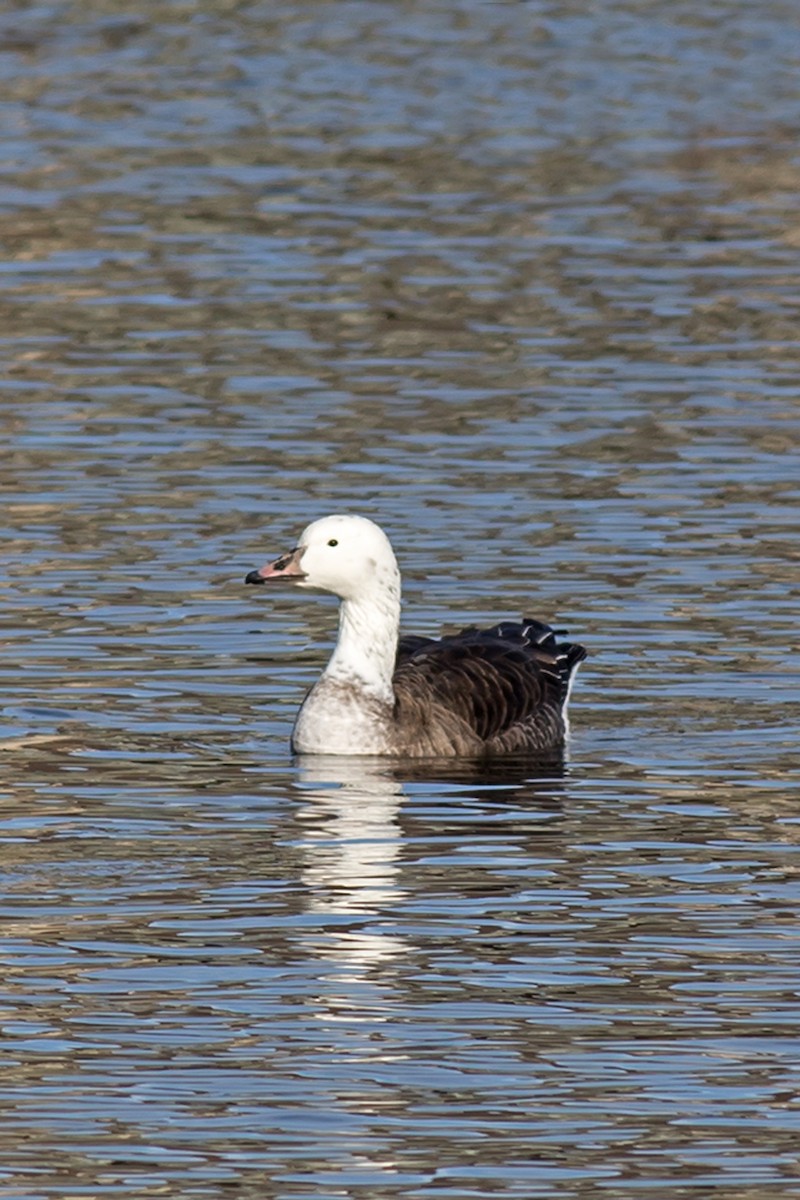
[{"left": 1, "top": 1, "right": 799, "bottom": 1197}]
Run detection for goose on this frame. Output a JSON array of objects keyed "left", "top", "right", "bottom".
[{"left": 245, "top": 515, "right": 586, "bottom": 758}]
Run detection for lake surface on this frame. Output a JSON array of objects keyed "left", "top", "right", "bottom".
[{"left": 1, "top": 1, "right": 799, "bottom": 1196}]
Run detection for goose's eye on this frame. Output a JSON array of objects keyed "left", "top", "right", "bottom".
[{"left": 327, "top": 538, "right": 338, "bottom": 547}]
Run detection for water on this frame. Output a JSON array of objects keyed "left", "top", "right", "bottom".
[{"left": 2, "top": 1, "right": 800, "bottom": 1196}]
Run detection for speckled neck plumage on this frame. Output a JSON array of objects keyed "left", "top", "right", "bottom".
[{"left": 324, "top": 589, "right": 401, "bottom": 704}]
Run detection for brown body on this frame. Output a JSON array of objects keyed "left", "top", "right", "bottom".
[{"left": 390, "top": 620, "right": 586, "bottom": 757}]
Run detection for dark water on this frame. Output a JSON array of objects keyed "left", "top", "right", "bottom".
[{"left": 2, "top": 1, "right": 800, "bottom": 1196}]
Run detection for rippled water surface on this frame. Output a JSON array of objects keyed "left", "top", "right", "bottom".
[{"left": 2, "top": 1, "right": 800, "bottom": 1196}]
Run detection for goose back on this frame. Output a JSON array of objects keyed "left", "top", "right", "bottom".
[{"left": 391, "top": 618, "right": 586, "bottom": 757}]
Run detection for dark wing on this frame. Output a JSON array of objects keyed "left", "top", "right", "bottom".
[{"left": 393, "top": 618, "right": 586, "bottom": 752}]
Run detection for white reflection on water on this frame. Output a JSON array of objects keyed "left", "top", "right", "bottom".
[{"left": 294, "top": 756, "right": 408, "bottom": 972}]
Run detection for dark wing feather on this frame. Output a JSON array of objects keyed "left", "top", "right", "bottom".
[
  {"left": 396, "top": 634, "right": 437, "bottom": 664},
  {"left": 393, "top": 618, "right": 586, "bottom": 754}
]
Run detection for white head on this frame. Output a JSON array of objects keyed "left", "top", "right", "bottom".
[
  {"left": 246, "top": 515, "right": 404, "bottom": 715},
  {"left": 246, "top": 514, "right": 401, "bottom": 603}
]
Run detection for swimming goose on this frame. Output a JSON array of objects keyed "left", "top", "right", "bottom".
[{"left": 245, "top": 515, "right": 586, "bottom": 758}]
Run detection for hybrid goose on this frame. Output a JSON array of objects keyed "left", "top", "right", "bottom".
[{"left": 245, "top": 515, "right": 586, "bottom": 758}]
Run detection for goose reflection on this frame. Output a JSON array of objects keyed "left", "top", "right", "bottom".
[
  {"left": 292, "top": 753, "right": 568, "bottom": 968},
  {"left": 291, "top": 753, "right": 570, "bottom": 1041}
]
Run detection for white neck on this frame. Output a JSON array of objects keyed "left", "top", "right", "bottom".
[{"left": 323, "top": 588, "right": 400, "bottom": 704}]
